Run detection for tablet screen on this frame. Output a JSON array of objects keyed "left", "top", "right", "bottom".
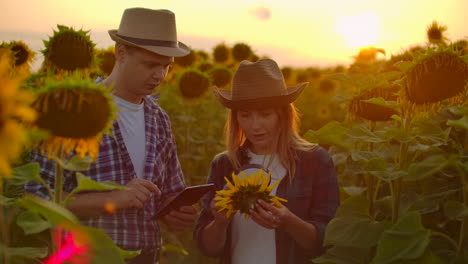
[{"left": 152, "top": 183, "right": 215, "bottom": 219}]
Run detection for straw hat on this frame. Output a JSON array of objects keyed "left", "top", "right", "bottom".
[
  {"left": 213, "top": 59, "right": 308, "bottom": 110},
  {"left": 108, "top": 8, "right": 189, "bottom": 57}
]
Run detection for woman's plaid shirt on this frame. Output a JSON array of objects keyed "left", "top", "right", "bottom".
[{"left": 25, "top": 95, "right": 186, "bottom": 251}]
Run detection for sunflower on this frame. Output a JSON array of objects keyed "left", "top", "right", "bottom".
[
  {"left": 0, "top": 50, "right": 36, "bottom": 177},
  {"left": 0, "top": 41, "right": 36, "bottom": 72},
  {"left": 178, "top": 69, "right": 210, "bottom": 100},
  {"left": 41, "top": 25, "right": 95, "bottom": 73},
  {"left": 426, "top": 21, "right": 448, "bottom": 45},
  {"left": 95, "top": 46, "right": 115, "bottom": 76},
  {"left": 403, "top": 48, "right": 468, "bottom": 112},
  {"left": 209, "top": 66, "right": 232, "bottom": 87},
  {"left": 215, "top": 169, "right": 287, "bottom": 218},
  {"left": 32, "top": 78, "right": 116, "bottom": 159},
  {"left": 232, "top": 43, "right": 252, "bottom": 62},
  {"left": 213, "top": 43, "right": 230, "bottom": 64}
]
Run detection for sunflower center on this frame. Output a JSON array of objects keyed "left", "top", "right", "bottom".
[{"left": 34, "top": 89, "right": 111, "bottom": 138}]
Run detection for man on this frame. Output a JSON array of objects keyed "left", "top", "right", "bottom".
[{"left": 26, "top": 8, "right": 197, "bottom": 263}]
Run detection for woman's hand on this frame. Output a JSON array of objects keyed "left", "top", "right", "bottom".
[{"left": 249, "top": 199, "right": 292, "bottom": 229}]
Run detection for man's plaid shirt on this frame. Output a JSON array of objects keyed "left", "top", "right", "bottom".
[{"left": 25, "top": 95, "right": 186, "bottom": 251}]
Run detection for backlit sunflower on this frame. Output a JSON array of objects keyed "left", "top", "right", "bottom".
[
  {"left": 41, "top": 25, "right": 95, "bottom": 74},
  {"left": 32, "top": 78, "right": 116, "bottom": 159},
  {"left": 403, "top": 48, "right": 468, "bottom": 114},
  {"left": 0, "top": 41, "right": 36, "bottom": 73},
  {"left": 215, "top": 169, "right": 287, "bottom": 218},
  {"left": 0, "top": 50, "right": 36, "bottom": 177}
]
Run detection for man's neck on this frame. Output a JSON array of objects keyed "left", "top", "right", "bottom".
[{"left": 103, "top": 77, "right": 144, "bottom": 104}]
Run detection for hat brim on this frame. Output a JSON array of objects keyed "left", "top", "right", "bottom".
[
  {"left": 213, "top": 82, "right": 308, "bottom": 110},
  {"left": 108, "top": 29, "right": 190, "bottom": 57}
]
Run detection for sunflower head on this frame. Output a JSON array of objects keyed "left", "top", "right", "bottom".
[
  {"left": 198, "top": 61, "right": 213, "bottom": 72},
  {"left": 0, "top": 41, "right": 35, "bottom": 72},
  {"left": 354, "top": 47, "right": 386, "bottom": 64},
  {"left": 215, "top": 169, "right": 287, "bottom": 218},
  {"left": 427, "top": 21, "right": 448, "bottom": 45},
  {"left": 42, "top": 25, "right": 96, "bottom": 72},
  {"left": 178, "top": 69, "right": 210, "bottom": 100},
  {"left": 209, "top": 66, "right": 232, "bottom": 87},
  {"left": 213, "top": 44, "right": 230, "bottom": 64},
  {"left": 318, "top": 79, "right": 336, "bottom": 94},
  {"left": 95, "top": 46, "right": 115, "bottom": 76},
  {"left": 174, "top": 48, "right": 196, "bottom": 68},
  {"left": 349, "top": 85, "right": 400, "bottom": 122},
  {"left": 232, "top": 43, "right": 252, "bottom": 62},
  {"left": 404, "top": 49, "right": 468, "bottom": 106},
  {"left": 0, "top": 50, "right": 36, "bottom": 177},
  {"left": 32, "top": 78, "right": 116, "bottom": 159}
]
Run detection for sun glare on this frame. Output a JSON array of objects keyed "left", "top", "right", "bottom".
[{"left": 336, "top": 12, "right": 380, "bottom": 48}]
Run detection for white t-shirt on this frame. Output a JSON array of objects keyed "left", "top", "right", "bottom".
[
  {"left": 231, "top": 150, "right": 286, "bottom": 264},
  {"left": 112, "top": 95, "right": 146, "bottom": 179}
]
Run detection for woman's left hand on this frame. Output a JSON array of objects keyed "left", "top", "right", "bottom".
[{"left": 249, "top": 199, "right": 292, "bottom": 229}]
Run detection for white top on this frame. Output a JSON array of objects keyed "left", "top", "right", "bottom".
[
  {"left": 231, "top": 150, "right": 286, "bottom": 264},
  {"left": 112, "top": 94, "right": 146, "bottom": 178}
]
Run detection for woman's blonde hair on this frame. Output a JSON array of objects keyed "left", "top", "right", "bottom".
[{"left": 225, "top": 103, "right": 316, "bottom": 180}]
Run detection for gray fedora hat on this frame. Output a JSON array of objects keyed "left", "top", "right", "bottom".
[{"left": 108, "top": 8, "right": 190, "bottom": 57}]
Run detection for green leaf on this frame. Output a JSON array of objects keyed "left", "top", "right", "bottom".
[
  {"left": 361, "top": 97, "right": 401, "bottom": 113},
  {"left": 370, "top": 212, "right": 431, "bottom": 264},
  {"left": 313, "top": 246, "right": 372, "bottom": 264},
  {"left": 324, "top": 216, "right": 391, "bottom": 248},
  {"left": 346, "top": 125, "right": 385, "bottom": 143},
  {"left": 391, "top": 114, "right": 402, "bottom": 122},
  {"left": 335, "top": 195, "right": 370, "bottom": 218},
  {"left": 64, "top": 173, "right": 126, "bottom": 204},
  {"left": 63, "top": 155, "right": 94, "bottom": 171},
  {"left": 342, "top": 186, "right": 366, "bottom": 196},
  {"left": 369, "top": 170, "right": 407, "bottom": 182},
  {"left": 406, "top": 155, "right": 451, "bottom": 181},
  {"left": 5, "top": 247, "right": 48, "bottom": 259},
  {"left": 351, "top": 151, "right": 382, "bottom": 163},
  {"left": 162, "top": 243, "right": 189, "bottom": 256},
  {"left": 8, "top": 162, "right": 41, "bottom": 185},
  {"left": 17, "top": 195, "right": 78, "bottom": 225},
  {"left": 79, "top": 225, "right": 134, "bottom": 263},
  {"left": 447, "top": 115, "right": 468, "bottom": 131},
  {"left": 16, "top": 211, "right": 52, "bottom": 235},
  {"left": 443, "top": 200, "right": 468, "bottom": 220},
  {"left": 394, "top": 61, "right": 413, "bottom": 72},
  {"left": 303, "top": 121, "right": 350, "bottom": 149},
  {"left": 364, "top": 157, "right": 387, "bottom": 172}
]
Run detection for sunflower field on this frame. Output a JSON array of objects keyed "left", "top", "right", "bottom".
[{"left": 0, "top": 21, "right": 467, "bottom": 264}]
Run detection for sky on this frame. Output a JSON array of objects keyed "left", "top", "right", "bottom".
[{"left": 0, "top": 0, "right": 466, "bottom": 70}]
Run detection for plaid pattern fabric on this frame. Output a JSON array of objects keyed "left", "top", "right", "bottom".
[
  {"left": 194, "top": 146, "right": 340, "bottom": 264},
  {"left": 25, "top": 95, "right": 186, "bottom": 251}
]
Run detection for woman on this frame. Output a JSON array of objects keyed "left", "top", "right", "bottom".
[{"left": 194, "top": 59, "right": 340, "bottom": 264}]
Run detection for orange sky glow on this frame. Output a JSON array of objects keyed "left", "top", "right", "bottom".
[{"left": 0, "top": 0, "right": 466, "bottom": 69}]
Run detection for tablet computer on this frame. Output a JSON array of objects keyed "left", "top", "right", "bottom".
[{"left": 152, "top": 183, "right": 215, "bottom": 219}]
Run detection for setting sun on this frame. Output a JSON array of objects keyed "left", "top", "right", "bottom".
[{"left": 336, "top": 12, "right": 380, "bottom": 48}]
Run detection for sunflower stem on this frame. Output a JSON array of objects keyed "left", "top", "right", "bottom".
[
  {"left": 0, "top": 178, "right": 10, "bottom": 264},
  {"left": 432, "top": 231, "right": 459, "bottom": 252},
  {"left": 457, "top": 164, "right": 467, "bottom": 256},
  {"left": 367, "top": 120, "right": 376, "bottom": 218},
  {"left": 53, "top": 144, "right": 65, "bottom": 252},
  {"left": 392, "top": 103, "right": 413, "bottom": 223}
]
